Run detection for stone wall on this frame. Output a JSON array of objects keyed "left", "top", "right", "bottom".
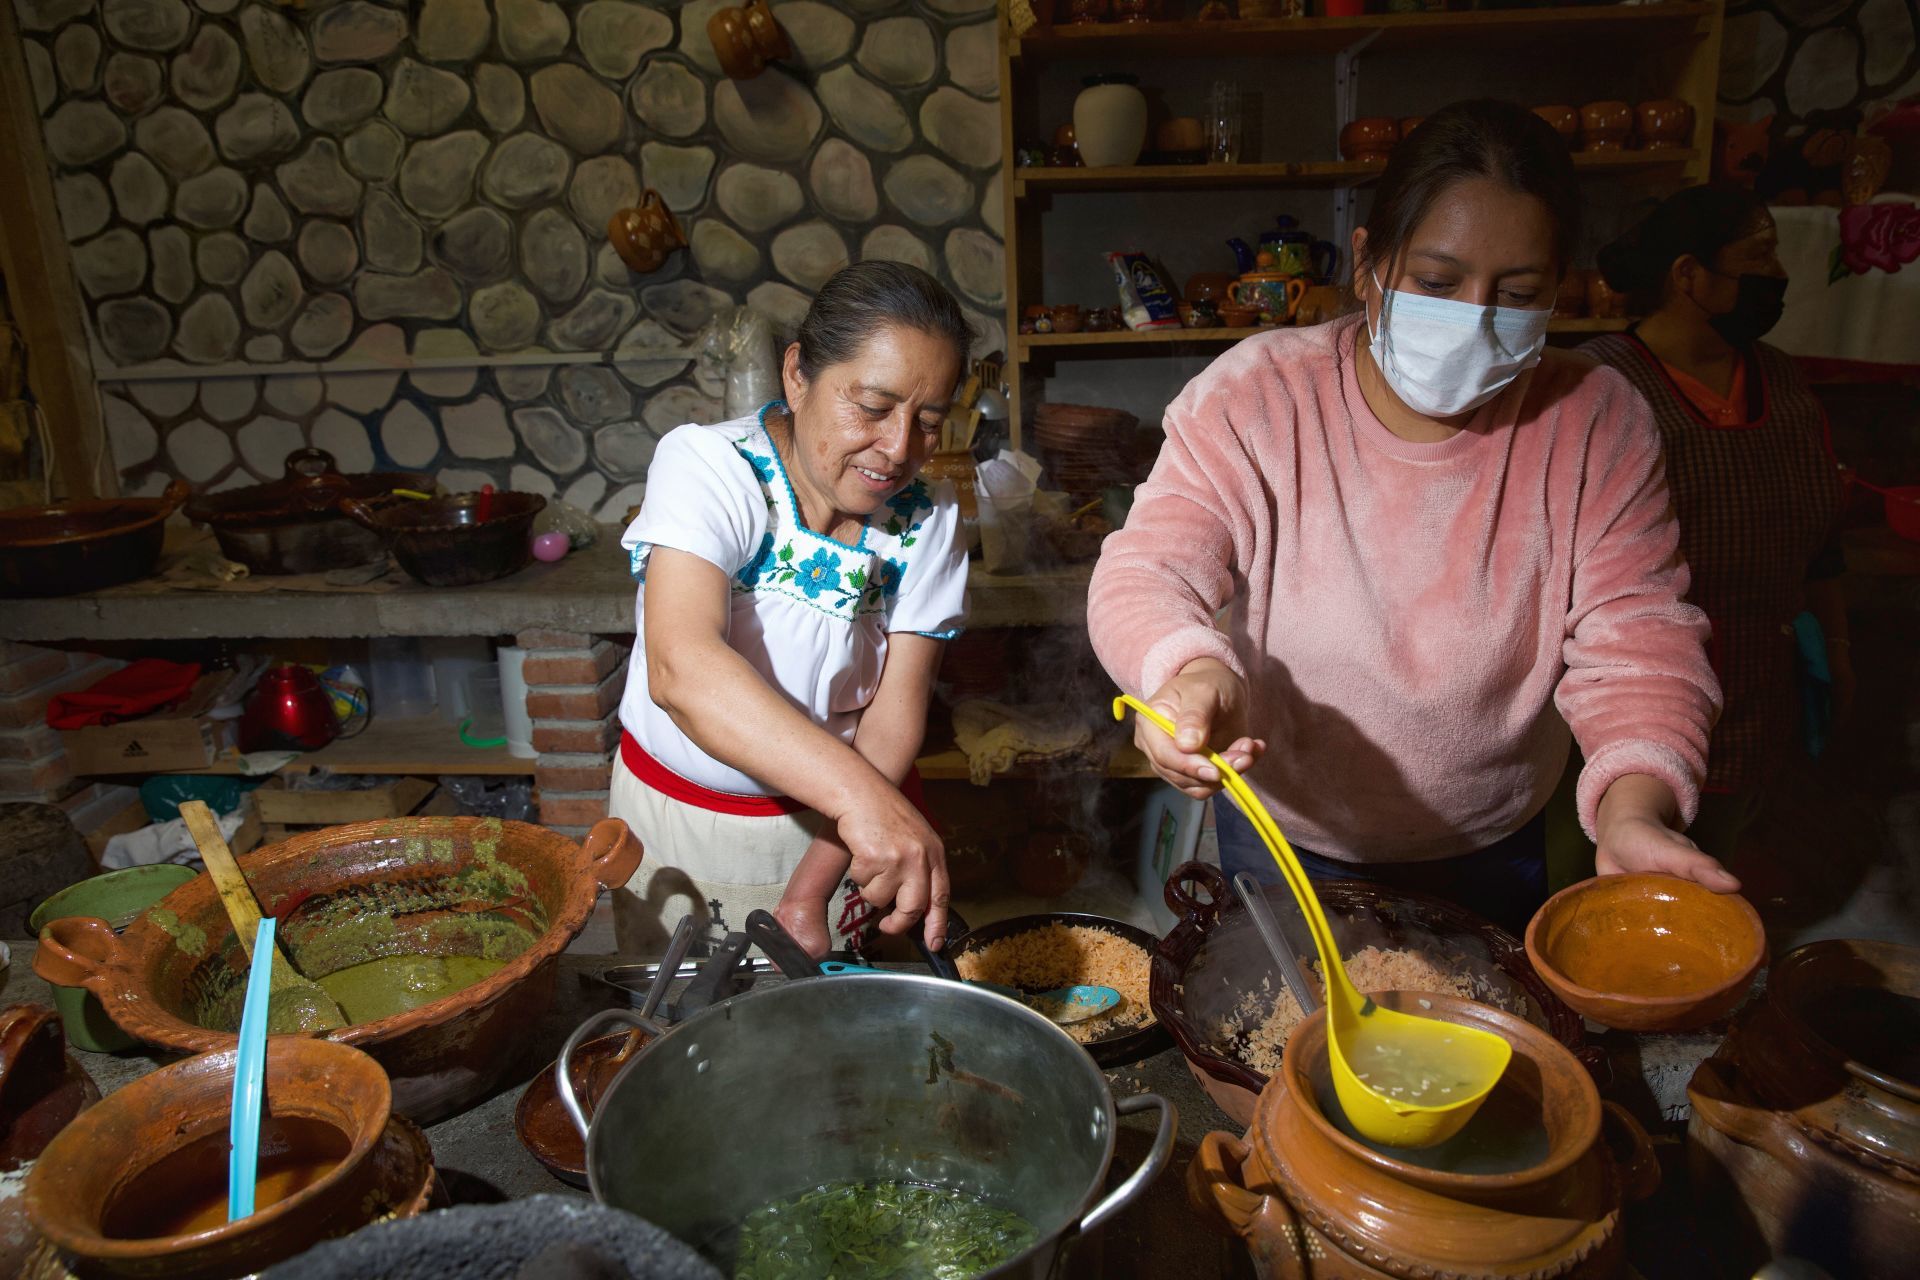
[
  {"left": 1720, "top": 0, "right": 1919, "bottom": 127},
  {"left": 13, "top": 0, "right": 1005, "bottom": 515}
]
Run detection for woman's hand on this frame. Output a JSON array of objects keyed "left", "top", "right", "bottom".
[
  {"left": 1135, "top": 659, "right": 1265, "bottom": 799},
  {"left": 834, "top": 787, "right": 950, "bottom": 950},
  {"left": 1594, "top": 774, "right": 1741, "bottom": 892}
]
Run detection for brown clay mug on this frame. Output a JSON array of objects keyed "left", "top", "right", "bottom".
[
  {"left": 1580, "top": 100, "right": 1633, "bottom": 152},
  {"left": 1532, "top": 104, "right": 1579, "bottom": 147},
  {"left": 1339, "top": 117, "right": 1399, "bottom": 164},
  {"left": 707, "top": 0, "right": 791, "bottom": 80},
  {"left": 607, "top": 191, "right": 686, "bottom": 274},
  {"left": 1635, "top": 99, "right": 1695, "bottom": 150},
  {"left": 1217, "top": 303, "right": 1259, "bottom": 328},
  {"left": 1587, "top": 271, "right": 1628, "bottom": 320},
  {"left": 1049, "top": 304, "right": 1084, "bottom": 333}
]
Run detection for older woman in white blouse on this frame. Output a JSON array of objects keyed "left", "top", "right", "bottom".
[{"left": 615, "top": 262, "right": 970, "bottom": 957}]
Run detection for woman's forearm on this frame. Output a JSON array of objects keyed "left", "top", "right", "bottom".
[{"left": 649, "top": 633, "right": 889, "bottom": 822}]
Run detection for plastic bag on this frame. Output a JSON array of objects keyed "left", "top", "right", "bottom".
[
  {"left": 976, "top": 449, "right": 1042, "bottom": 575},
  {"left": 139, "top": 775, "right": 256, "bottom": 823},
  {"left": 442, "top": 774, "right": 535, "bottom": 822},
  {"left": 533, "top": 499, "right": 598, "bottom": 550},
  {"left": 1109, "top": 251, "right": 1181, "bottom": 330}
]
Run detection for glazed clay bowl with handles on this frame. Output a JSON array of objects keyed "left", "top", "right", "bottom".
[
  {"left": 1687, "top": 939, "right": 1920, "bottom": 1280},
  {"left": 1531, "top": 104, "right": 1579, "bottom": 147},
  {"left": 1578, "top": 100, "right": 1633, "bottom": 152},
  {"left": 184, "top": 448, "right": 432, "bottom": 576},
  {"left": 1525, "top": 872, "right": 1765, "bottom": 1032},
  {"left": 23, "top": 1038, "right": 435, "bottom": 1280},
  {"left": 1151, "top": 861, "right": 1590, "bottom": 1130},
  {"left": 1635, "top": 98, "right": 1694, "bottom": 150},
  {"left": 1230, "top": 274, "right": 1307, "bottom": 325},
  {"left": 556, "top": 972, "right": 1177, "bottom": 1277},
  {"left": 607, "top": 191, "right": 686, "bottom": 274},
  {"left": 31, "top": 816, "right": 643, "bottom": 1122},
  {"left": 343, "top": 489, "right": 547, "bottom": 587},
  {"left": 0, "top": 480, "right": 188, "bottom": 598},
  {"left": 1189, "top": 993, "right": 1660, "bottom": 1280}
]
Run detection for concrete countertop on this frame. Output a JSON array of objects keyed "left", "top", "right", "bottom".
[{"left": 0, "top": 531, "right": 1092, "bottom": 643}]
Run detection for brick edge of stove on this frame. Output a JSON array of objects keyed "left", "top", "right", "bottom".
[{"left": 517, "top": 629, "right": 631, "bottom": 844}]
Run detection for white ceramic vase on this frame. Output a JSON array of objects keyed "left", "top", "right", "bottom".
[{"left": 1073, "top": 79, "right": 1147, "bottom": 168}]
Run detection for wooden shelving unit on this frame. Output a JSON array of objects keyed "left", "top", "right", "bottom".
[
  {"left": 183, "top": 715, "right": 535, "bottom": 778},
  {"left": 996, "top": 2, "right": 1727, "bottom": 430}
]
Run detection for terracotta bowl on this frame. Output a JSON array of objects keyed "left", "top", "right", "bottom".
[
  {"left": 23, "top": 1038, "right": 432, "bottom": 1280},
  {"left": 1525, "top": 873, "right": 1765, "bottom": 1032},
  {"left": 32, "top": 817, "right": 643, "bottom": 1121},
  {"left": 1338, "top": 116, "right": 1398, "bottom": 163}
]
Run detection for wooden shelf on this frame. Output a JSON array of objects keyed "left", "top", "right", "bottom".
[
  {"left": 1014, "top": 150, "right": 1697, "bottom": 196},
  {"left": 186, "top": 715, "right": 536, "bottom": 778},
  {"left": 1016, "top": 317, "right": 1629, "bottom": 358},
  {"left": 918, "top": 740, "right": 1156, "bottom": 782},
  {"left": 1011, "top": 3, "right": 1717, "bottom": 61}
]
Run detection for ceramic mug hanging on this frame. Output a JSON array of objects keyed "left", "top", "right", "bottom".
[
  {"left": 707, "top": 0, "right": 792, "bottom": 80},
  {"left": 607, "top": 192, "right": 687, "bottom": 274}
]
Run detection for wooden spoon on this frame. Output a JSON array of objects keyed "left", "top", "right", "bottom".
[{"left": 178, "top": 802, "right": 346, "bottom": 1035}]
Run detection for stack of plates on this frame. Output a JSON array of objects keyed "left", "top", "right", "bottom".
[{"left": 1032, "top": 403, "right": 1140, "bottom": 497}]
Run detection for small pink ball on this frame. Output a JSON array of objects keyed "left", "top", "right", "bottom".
[{"left": 532, "top": 531, "right": 571, "bottom": 562}]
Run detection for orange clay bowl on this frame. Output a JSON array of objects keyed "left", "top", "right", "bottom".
[
  {"left": 1525, "top": 874, "right": 1765, "bottom": 1032},
  {"left": 32, "top": 817, "right": 642, "bottom": 1122}
]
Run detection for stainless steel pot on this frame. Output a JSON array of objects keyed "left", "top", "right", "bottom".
[{"left": 558, "top": 972, "right": 1175, "bottom": 1277}]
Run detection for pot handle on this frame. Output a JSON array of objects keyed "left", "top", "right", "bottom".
[
  {"left": 1599, "top": 1100, "right": 1661, "bottom": 1204},
  {"left": 338, "top": 497, "right": 382, "bottom": 532},
  {"left": 1187, "top": 1130, "right": 1312, "bottom": 1279},
  {"left": 583, "top": 818, "right": 644, "bottom": 890},
  {"left": 1686, "top": 1056, "right": 1791, "bottom": 1155},
  {"left": 555, "top": 1006, "right": 666, "bottom": 1143},
  {"left": 32, "top": 917, "right": 120, "bottom": 994},
  {"left": 1077, "top": 1092, "right": 1177, "bottom": 1236},
  {"left": 156, "top": 479, "right": 192, "bottom": 518},
  {"left": 1165, "top": 860, "right": 1228, "bottom": 928}
]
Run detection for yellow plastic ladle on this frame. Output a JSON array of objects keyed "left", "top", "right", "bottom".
[{"left": 1115, "top": 695, "right": 1511, "bottom": 1148}]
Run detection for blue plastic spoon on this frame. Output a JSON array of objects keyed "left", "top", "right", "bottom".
[{"left": 228, "top": 913, "right": 277, "bottom": 1222}]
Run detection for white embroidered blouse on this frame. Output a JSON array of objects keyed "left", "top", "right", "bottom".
[{"left": 618, "top": 402, "right": 970, "bottom": 797}]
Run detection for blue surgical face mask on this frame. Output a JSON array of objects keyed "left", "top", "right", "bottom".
[{"left": 1367, "top": 271, "right": 1551, "bottom": 419}]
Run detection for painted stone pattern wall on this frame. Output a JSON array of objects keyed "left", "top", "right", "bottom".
[
  {"left": 14, "top": 0, "right": 1006, "bottom": 517},
  {"left": 1720, "top": 0, "right": 1919, "bottom": 126}
]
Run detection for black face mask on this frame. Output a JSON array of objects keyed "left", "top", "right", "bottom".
[{"left": 1706, "top": 272, "right": 1788, "bottom": 347}]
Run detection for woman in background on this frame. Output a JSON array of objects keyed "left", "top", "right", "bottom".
[{"left": 1584, "top": 186, "right": 1849, "bottom": 861}]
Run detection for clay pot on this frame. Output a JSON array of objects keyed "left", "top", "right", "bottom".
[
  {"left": 1083, "top": 307, "right": 1116, "bottom": 333},
  {"left": 606, "top": 191, "right": 686, "bottom": 274},
  {"left": 1586, "top": 272, "right": 1629, "bottom": 320},
  {"left": 32, "top": 817, "right": 643, "bottom": 1122},
  {"left": 1156, "top": 116, "right": 1206, "bottom": 153},
  {"left": 23, "top": 1039, "right": 433, "bottom": 1280},
  {"left": 1525, "top": 873, "right": 1765, "bottom": 1032},
  {"left": 1338, "top": 117, "right": 1398, "bottom": 164},
  {"left": 705, "top": 0, "right": 791, "bottom": 80},
  {"left": 1635, "top": 98, "right": 1694, "bottom": 150},
  {"left": 1190, "top": 992, "right": 1659, "bottom": 1279},
  {"left": 0, "top": 1004, "right": 97, "bottom": 1172},
  {"left": 1687, "top": 939, "right": 1920, "bottom": 1280},
  {"left": 1073, "top": 76, "right": 1148, "bottom": 167},
  {"left": 1554, "top": 269, "right": 1590, "bottom": 319},
  {"left": 1397, "top": 116, "right": 1424, "bottom": 140},
  {"left": 1217, "top": 303, "right": 1259, "bottom": 328},
  {"left": 1177, "top": 301, "right": 1218, "bottom": 329},
  {"left": 1532, "top": 104, "right": 1579, "bottom": 147},
  {"left": 918, "top": 450, "right": 979, "bottom": 522},
  {"left": 1578, "top": 100, "right": 1633, "bottom": 152},
  {"left": 1049, "top": 304, "right": 1085, "bottom": 333}
]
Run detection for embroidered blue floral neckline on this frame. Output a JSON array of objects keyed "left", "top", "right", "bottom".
[{"left": 729, "top": 401, "right": 935, "bottom": 622}]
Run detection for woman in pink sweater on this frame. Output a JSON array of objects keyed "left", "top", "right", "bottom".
[{"left": 1090, "top": 100, "right": 1730, "bottom": 934}]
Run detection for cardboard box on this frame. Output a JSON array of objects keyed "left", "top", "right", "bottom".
[
  {"left": 60, "top": 674, "right": 237, "bottom": 776},
  {"left": 253, "top": 775, "right": 435, "bottom": 826}
]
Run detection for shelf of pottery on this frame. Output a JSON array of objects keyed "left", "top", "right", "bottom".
[{"left": 994, "top": 0, "right": 1726, "bottom": 433}]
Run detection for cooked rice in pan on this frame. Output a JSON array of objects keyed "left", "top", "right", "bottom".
[{"left": 957, "top": 923, "right": 1153, "bottom": 1045}]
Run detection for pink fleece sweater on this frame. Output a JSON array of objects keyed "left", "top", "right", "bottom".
[{"left": 1090, "top": 315, "right": 1721, "bottom": 862}]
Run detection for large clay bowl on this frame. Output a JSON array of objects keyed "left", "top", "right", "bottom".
[
  {"left": 24, "top": 1039, "right": 400, "bottom": 1280},
  {"left": 1526, "top": 873, "right": 1764, "bottom": 1032},
  {"left": 32, "top": 817, "right": 643, "bottom": 1121}
]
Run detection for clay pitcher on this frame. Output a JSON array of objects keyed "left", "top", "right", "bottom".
[
  {"left": 1189, "top": 991, "right": 1659, "bottom": 1278},
  {"left": 707, "top": 0, "right": 791, "bottom": 80},
  {"left": 1687, "top": 939, "right": 1920, "bottom": 1280},
  {"left": 607, "top": 192, "right": 687, "bottom": 274}
]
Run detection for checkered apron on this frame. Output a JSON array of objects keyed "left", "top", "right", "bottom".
[{"left": 1582, "top": 334, "right": 1843, "bottom": 791}]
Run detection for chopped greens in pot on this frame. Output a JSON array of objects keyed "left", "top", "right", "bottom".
[{"left": 728, "top": 1179, "right": 1037, "bottom": 1280}]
